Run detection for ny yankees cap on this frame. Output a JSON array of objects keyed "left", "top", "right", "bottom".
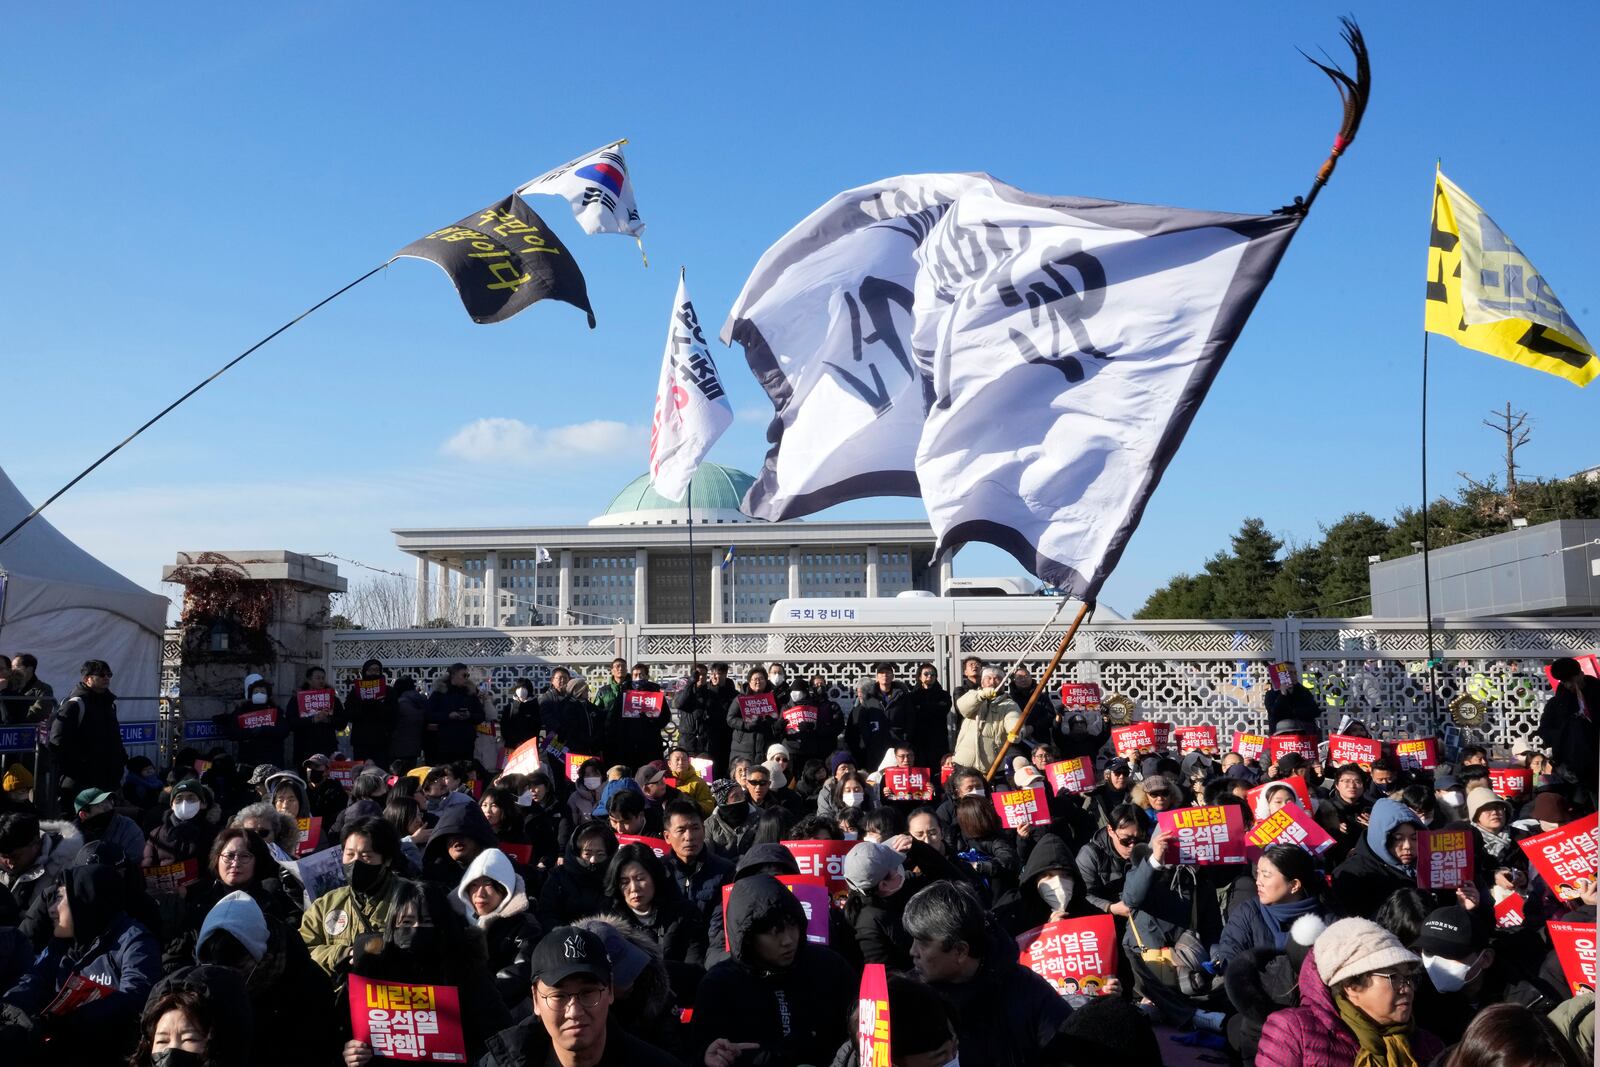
[{"left": 530, "top": 925, "right": 613, "bottom": 986}]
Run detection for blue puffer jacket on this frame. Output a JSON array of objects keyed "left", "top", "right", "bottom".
[
  {"left": 1211, "top": 893, "right": 1332, "bottom": 968},
  {"left": 2, "top": 865, "right": 161, "bottom": 1060}
]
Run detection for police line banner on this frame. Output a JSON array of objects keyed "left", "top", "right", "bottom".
[{"left": 722, "top": 173, "right": 1302, "bottom": 596}]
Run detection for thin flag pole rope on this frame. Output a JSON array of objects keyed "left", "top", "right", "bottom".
[{"left": 0, "top": 261, "right": 392, "bottom": 550}]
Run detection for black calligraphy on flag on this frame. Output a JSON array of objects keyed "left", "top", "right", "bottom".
[{"left": 395, "top": 195, "right": 595, "bottom": 327}]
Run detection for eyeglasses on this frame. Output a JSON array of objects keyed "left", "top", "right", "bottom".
[
  {"left": 219, "top": 851, "right": 254, "bottom": 866},
  {"left": 1114, "top": 834, "right": 1141, "bottom": 847},
  {"left": 745, "top": 778, "right": 770, "bottom": 787},
  {"left": 539, "top": 988, "right": 606, "bottom": 1011},
  {"left": 1370, "top": 971, "right": 1418, "bottom": 991}
]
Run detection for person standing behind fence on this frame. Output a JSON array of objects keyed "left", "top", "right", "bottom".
[
  {"left": 8, "top": 655, "right": 53, "bottom": 722},
  {"left": 344, "top": 658, "right": 394, "bottom": 766},
  {"left": 288, "top": 666, "right": 345, "bottom": 767},
  {"left": 426, "top": 662, "right": 485, "bottom": 766},
  {"left": 45, "top": 660, "right": 126, "bottom": 815}
]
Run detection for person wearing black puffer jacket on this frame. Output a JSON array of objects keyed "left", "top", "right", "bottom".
[
  {"left": 999, "top": 830, "right": 1094, "bottom": 936},
  {"left": 45, "top": 661, "right": 127, "bottom": 813},
  {"left": 425, "top": 663, "right": 485, "bottom": 765},
  {"left": 704, "top": 842, "right": 860, "bottom": 971},
  {"left": 727, "top": 667, "right": 784, "bottom": 767},
  {"left": 691, "top": 874, "right": 855, "bottom": 1067},
  {"left": 841, "top": 835, "right": 963, "bottom": 970},
  {"left": 419, "top": 798, "right": 501, "bottom": 889},
  {"left": 536, "top": 820, "right": 618, "bottom": 929}
]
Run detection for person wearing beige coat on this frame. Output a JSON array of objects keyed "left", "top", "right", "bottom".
[{"left": 953, "top": 667, "right": 1023, "bottom": 771}]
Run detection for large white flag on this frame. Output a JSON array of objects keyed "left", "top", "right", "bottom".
[
  {"left": 650, "top": 271, "right": 733, "bottom": 502},
  {"left": 722, "top": 173, "right": 1301, "bottom": 599},
  {"left": 517, "top": 140, "right": 645, "bottom": 238}
]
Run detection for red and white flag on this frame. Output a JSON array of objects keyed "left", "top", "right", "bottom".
[{"left": 649, "top": 271, "right": 733, "bottom": 502}]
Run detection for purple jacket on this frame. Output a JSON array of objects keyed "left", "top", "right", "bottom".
[{"left": 1257, "top": 949, "right": 1443, "bottom": 1067}]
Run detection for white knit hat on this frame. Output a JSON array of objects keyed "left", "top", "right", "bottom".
[{"left": 1314, "top": 918, "right": 1420, "bottom": 988}]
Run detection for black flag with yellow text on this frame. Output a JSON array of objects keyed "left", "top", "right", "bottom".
[{"left": 395, "top": 194, "right": 595, "bottom": 327}]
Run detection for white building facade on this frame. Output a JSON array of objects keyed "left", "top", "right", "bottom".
[{"left": 394, "top": 464, "right": 950, "bottom": 627}]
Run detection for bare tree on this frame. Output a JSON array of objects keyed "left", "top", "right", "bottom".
[{"left": 343, "top": 575, "right": 419, "bottom": 630}]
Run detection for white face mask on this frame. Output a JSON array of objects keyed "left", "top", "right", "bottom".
[
  {"left": 842, "top": 791, "right": 864, "bottom": 808},
  {"left": 770, "top": 672, "right": 785, "bottom": 685},
  {"left": 173, "top": 798, "right": 201, "bottom": 821},
  {"left": 1037, "top": 874, "right": 1075, "bottom": 913},
  {"left": 514, "top": 687, "right": 530, "bottom": 702},
  {"left": 250, "top": 691, "right": 268, "bottom": 706},
  {"left": 790, "top": 690, "right": 808, "bottom": 703},
  {"left": 1440, "top": 791, "right": 1465, "bottom": 808},
  {"left": 583, "top": 776, "right": 603, "bottom": 792},
  {"left": 1422, "top": 951, "right": 1483, "bottom": 993}
]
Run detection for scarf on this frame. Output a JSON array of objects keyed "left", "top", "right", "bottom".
[
  {"left": 1334, "top": 989, "right": 1420, "bottom": 1067},
  {"left": 1258, "top": 896, "right": 1322, "bottom": 950},
  {"left": 1475, "top": 824, "right": 1514, "bottom": 860}
]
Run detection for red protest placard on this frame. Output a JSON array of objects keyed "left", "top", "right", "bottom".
[
  {"left": 1268, "top": 662, "right": 1299, "bottom": 692},
  {"left": 1328, "top": 733, "right": 1382, "bottom": 768},
  {"left": 881, "top": 767, "right": 935, "bottom": 802},
  {"left": 499, "top": 842, "right": 533, "bottom": 866},
  {"left": 1417, "top": 829, "right": 1474, "bottom": 889},
  {"left": 1493, "top": 892, "right": 1525, "bottom": 931},
  {"left": 615, "top": 834, "right": 669, "bottom": 859},
  {"left": 501, "top": 737, "right": 542, "bottom": 776},
  {"left": 621, "top": 689, "right": 665, "bottom": 719},
  {"left": 236, "top": 708, "right": 279, "bottom": 731},
  {"left": 722, "top": 874, "right": 830, "bottom": 949},
  {"left": 143, "top": 859, "right": 199, "bottom": 896},
  {"left": 1548, "top": 920, "right": 1598, "bottom": 996},
  {"left": 736, "top": 692, "right": 778, "bottom": 722},
  {"left": 328, "top": 759, "right": 357, "bottom": 790},
  {"left": 857, "top": 963, "right": 891, "bottom": 1067},
  {"left": 1043, "top": 757, "right": 1095, "bottom": 795},
  {"left": 1111, "top": 723, "right": 1157, "bottom": 758},
  {"left": 349, "top": 975, "right": 466, "bottom": 1063},
  {"left": 1016, "top": 915, "right": 1118, "bottom": 996},
  {"left": 1059, "top": 682, "right": 1102, "bottom": 712},
  {"left": 563, "top": 753, "right": 597, "bottom": 783},
  {"left": 992, "top": 785, "right": 1052, "bottom": 829},
  {"left": 1244, "top": 802, "right": 1336, "bottom": 861},
  {"left": 1172, "top": 725, "right": 1219, "bottom": 754},
  {"left": 296, "top": 688, "right": 337, "bottom": 720},
  {"left": 780, "top": 839, "right": 855, "bottom": 901},
  {"left": 1519, "top": 814, "right": 1599, "bottom": 901},
  {"left": 1266, "top": 734, "right": 1318, "bottom": 764},
  {"left": 1392, "top": 738, "right": 1439, "bottom": 771},
  {"left": 781, "top": 705, "right": 818, "bottom": 732},
  {"left": 1246, "top": 775, "right": 1315, "bottom": 815},
  {"left": 1232, "top": 731, "right": 1266, "bottom": 761},
  {"left": 1487, "top": 766, "right": 1532, "bottom": 800},
  {"left": 296, "top": 816, "right": 322, "bottom": 856},
  {"left": 41, "top": 973, "right": 113, "bottom": 1017},
  {"left": 1157, "top": 805, "right": 1247, "bottom": 865}
]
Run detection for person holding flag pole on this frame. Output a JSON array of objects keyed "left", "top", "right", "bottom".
[{"left": 648, "top": 269, "right": 733, "bottom": 662}]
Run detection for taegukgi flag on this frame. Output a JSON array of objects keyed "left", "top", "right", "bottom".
[
  {"left": 649, "top": 270, "right": 733, "bottom": 502},
  {"left": 1426, "top": 169, "right": 1597, "bottom": 386},
  {"left": 723, "top": 173, "right": 1301, "bottom": 599},
  {"left": 517, "top": 140, "right": 645, "bottom": 238}
]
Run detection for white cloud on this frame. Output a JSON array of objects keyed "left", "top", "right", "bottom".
[
  {"left": 440, "top": 418, "right": 643, "bottom": 465},
  {"left": 736, "top": 405, "right": 771, "bottom": 424}
]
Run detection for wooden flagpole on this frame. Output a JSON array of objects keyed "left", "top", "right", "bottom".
[{"left": 983, "top": 599, "right": 1094, "bottom": 783}]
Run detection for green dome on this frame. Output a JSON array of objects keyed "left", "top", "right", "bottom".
[{"left": 592, "top": 464, "right": 758, "bottom": 525}]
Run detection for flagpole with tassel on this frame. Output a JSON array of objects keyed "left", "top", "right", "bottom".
[{"left": 687, "top": 481, "right": 699, "bottom": 665}]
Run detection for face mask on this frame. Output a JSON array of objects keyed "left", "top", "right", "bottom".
[
  {"left": 390, "top": 921, "right": 438, "bottom": 956},
  {"left": 1441, "top": 791, "right": 1464, "bottom": 808},
  {"left": 1037, "top": 874, "right": 1075, "bottom": 913},
  {"left": 770, "top": 672, "right": 785, "bottom": 685},
  {"left": 173, "top": 798, "right": 201, "bottom": 821},
  {"left": 81, "top": 811, "right": 113, "bottom": 834},
  {"left": 842, "top": 831, "right": 859, "bottom": 841},
  {"left": 1422, "top": 952, "right": 1480, "bottom": 993},
  {"left": 583, "top": 776, "right": 603, "bottom": 792},
  {"left": 345, "top": 859, "right": 388, "bottom": 894},
  {"left": 251, "top": 691, "right": 268, "bottom": 706},
  {"left": 842, "top": 792, "right": 864, "bottom": 808},
  {"left": 152, "top": 1050, "right": 206, "bottom": 1067},
  {"left": 514, "top": 687, "right": 530, "bottom": 701},
  {"left": 790, "top": 690, "right": 808, "bottom": 704},
  {"left": 517, "top": 789, "right": 535, "bottom": 807},
  {"left": 722, "top": 801, "right": 748, "bottom": 821}
]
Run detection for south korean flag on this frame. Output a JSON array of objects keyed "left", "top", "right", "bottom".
[{"left": 518, "top": 140, "right": 646, "bottom": 239}]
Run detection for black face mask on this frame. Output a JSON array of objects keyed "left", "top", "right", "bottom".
[
  {"left": 80, "top": 811, "right": 114, "bottom": 836},
  {"left": 390, "top": 922, "right": 439, "bottom": 958},
  {"left": 345, "top": 859, "right": 388, "bottom": 894},
  {"left": 152, "top": 1051, "right": 206, "bottom": 1067},
  {"left": 721, "top": 801, "right": 749, "bottom": 823}
]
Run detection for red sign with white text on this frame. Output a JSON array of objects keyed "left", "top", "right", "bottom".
[
  {"left": 1111, "top": 723, "right": 1157, "bottom": 758},
  {"left": 1493, "top": 893, "right": 1525, "bottom": 931},
  {"left": 621, "top": 689, "right": 665, "bottom": 719},
  {"left": 1232, "top": 731, "right": 1266, "bottom": 761},
  {"left": 296, "top": 688, "right": 337, "bottom": 719},
  {"left": 1393, "top": 738, "right": 1439, "bottom": 771},
  {"left": 1519, "top": 815, "right": 1599, "bottom": 901},
  {"left": 881, "top": 767, "right": 934, "bottom": 801},
  {"left": 1059, "top": 683, "right": 1102, "bottom": 712},
  {"left": 1043, "top": 757, "right": 1095, "bottom": 795},
  {"left": 296, "top": 816, "right": 322, "bottom": 857},
  {"left": 992, "top": 785, "right": 1052, "bottom": 828},
  {"left": 614, "top": 834, "right": 669, "bottom": 859},
  {"left": 1328, "top": 734, "right": 1382, "bottom": 768},
  {"left": 1244, "top": 803, "right": 1335, "bottom": 861},
  {"left": 1246, "top": 775, "right": 1314, "bottom": 815},
  {"left": 349, "top": 976, "right": 466, "bottom": 1063},
  {"left": 356, "top": 679, "right": 388, "bottom": 702},
  {"left": 1268, "top": 662, "right": 1299, "bottom": 692},
  {"left": 1549, "top": 920, "right": 1598, "bottom": 996},
  {"left": 736, "top": 692, "right": 778, "bottom": 722},
  {"left": 1157, "top": 805, "right": 1247, "bottom": 865},
  {"left": 1266, "top": 734, "right": 1318, "bottom": 763},
  {"left": 723, "top": 874, "right": 830, "bottom": 948},
  {"left": 1487, "top": 766, "right": 1532, "bottom": 800},
  {"left": 236, "top": 708, "right": 279, "bottom": 731},
  {"left": 1016, "top": 915, "right": 1117, "bottom": 997},
  {"left": 563, "top": 753, "right": 598, "bottom": 783},
  {"left": 858, "top": 964, "right": 891, "bottom": 1067},
  {"left": 1172, "top": 725, "right": 1219, "bottom": 754},
  {"left": 780, "top": 839, "right": 856, "bottom": 901}
]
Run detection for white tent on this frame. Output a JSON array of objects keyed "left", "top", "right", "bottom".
[{"left": 0, "top": 467, "right": 168, "bottom": 725}]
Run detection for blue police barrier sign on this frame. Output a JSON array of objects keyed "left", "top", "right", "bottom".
[
  {"left": 120, "top": 723, "right": 158, "bottom": 745},
  {"left": 183, "top": 720, "right": 221, "bottom": 741},
  {"left": 0, "top": 726, "right": 37, "bottom": 750}
]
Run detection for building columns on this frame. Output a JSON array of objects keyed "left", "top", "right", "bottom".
[
  {"left": 634, "top": 549, "right": 649, "bottom": 626},
  {"left": 558, "top": 550, "right": 572, "bottom": 623},
  {"left": 709, "top": 548, "right": 724, "bottom": 624},
  {"left": 483, "top": 550, "right": 499, "bottom": 627},
  {"left": 866, "top": 545, "right": 880, "bottom": 598},
  {"left": 788, "top": 547, "right": 800, "bottom": 599},
  {"left": 414, "top": 555, "right": 430, "bottom": 627}
]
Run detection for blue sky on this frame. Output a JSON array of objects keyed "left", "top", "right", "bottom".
[{"left": 3, "top": 3, "right": 1596, "bottom": 620}]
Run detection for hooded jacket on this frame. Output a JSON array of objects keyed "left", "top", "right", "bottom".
[
  {"left": 0, "top": 820, "right": 82, "bottom": 925},
  {"left": 141, "top": 964, "right": 255, "bottom": 1065},
  {"left": 298, "top": 861, "right": 409, "bottom": 974},
  {"left": 263, "top": 771, "right": 311, "bottom": 823},
  {"left": 219, "top": 676, "right": 293, "bottom": 770},
  {"left": 727, "top": 685, "right": 785, "bottom": 764},
  {"left": 998, "top": 830, "right": 1090, "bottom": 936},
  {"left": 45, "top": 683, "right": 126, "bottom": 793},
  {"left": 453, "top": 848, "right": 543, "bottom": 1007},
  {"left": 1256, "top": 947, "right": 1443, "bottom": 1067},
  {"left": 420, "top": 799, "right": 500, "bottom": 888},
  {"left": 1313, "top": 789, "right": 1372, "bottom": 866},
  {"left": 3, "top": 864, "right": 161, "bottom": 1060},
  {"left": 953, "top": 686, "right": 1022, "bottom": 772},
  {"left": 535, "top": 821, "right": 617, "bottom": 930},
  {"left": 702, "top": 843, "right": 860, "bottom": 971},
  {"left": 539, "top": 687, "right": 602, "bottom": 759},
  {"left": 143, "top": 783, "right": 224, "bottom": 867},
  {"left": 923, "top": 914, "right": 1074, "bottom": 1067},
  {"left": 691, "top": 874, "right": 855, "bottom": 1067},
  {"left": 424, "top": 681, "right": 485, "bottom": 764},
  {"left": 1329, "top": 798, "right": 1424, "bottom": 917},
  {"left": 667, "top": 761, "right": 716, "bottom": 816}
]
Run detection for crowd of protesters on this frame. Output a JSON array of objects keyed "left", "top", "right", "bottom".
[{"left": 0, "top": 650, "right": 1592, "bottom": 1066}]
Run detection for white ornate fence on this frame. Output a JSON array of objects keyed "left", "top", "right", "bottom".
[{"left": 313, "top": 616, "right": 1600, "bottom": 751}]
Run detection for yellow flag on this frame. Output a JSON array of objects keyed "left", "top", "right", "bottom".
[{"left": 1426, "top": 170, "right": 1596, "bottom": 387}]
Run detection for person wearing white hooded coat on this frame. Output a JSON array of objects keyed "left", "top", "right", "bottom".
[{"left": 453, "top": 847, "right": 543, "bottom": 1007}]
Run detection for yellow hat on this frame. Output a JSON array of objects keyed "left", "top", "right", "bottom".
[{"left": 2, "top": 763, "right": 34, "bottom": 793}]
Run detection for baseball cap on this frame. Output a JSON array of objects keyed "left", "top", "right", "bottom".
[
  {"left": 73, "top": 787, "right": 114, "bottom": 813},
  {"left": 843, "top": 840, "right": 905, "bottom": 893},
  {"left": 1104, "top": 757, "right": 1131, "bottom": 775},
  {"left": 634, "top": 764, "right": 666, "bottom": 788},
  {"left": 1414, "top": 906, "right": 1484, "bottom": 959},
  {"left": 529, "top": 925, "right": 612, "bottom": 987},
  {"left": 1433, "top": 773, "right": 1461, "bottom": 791}
]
